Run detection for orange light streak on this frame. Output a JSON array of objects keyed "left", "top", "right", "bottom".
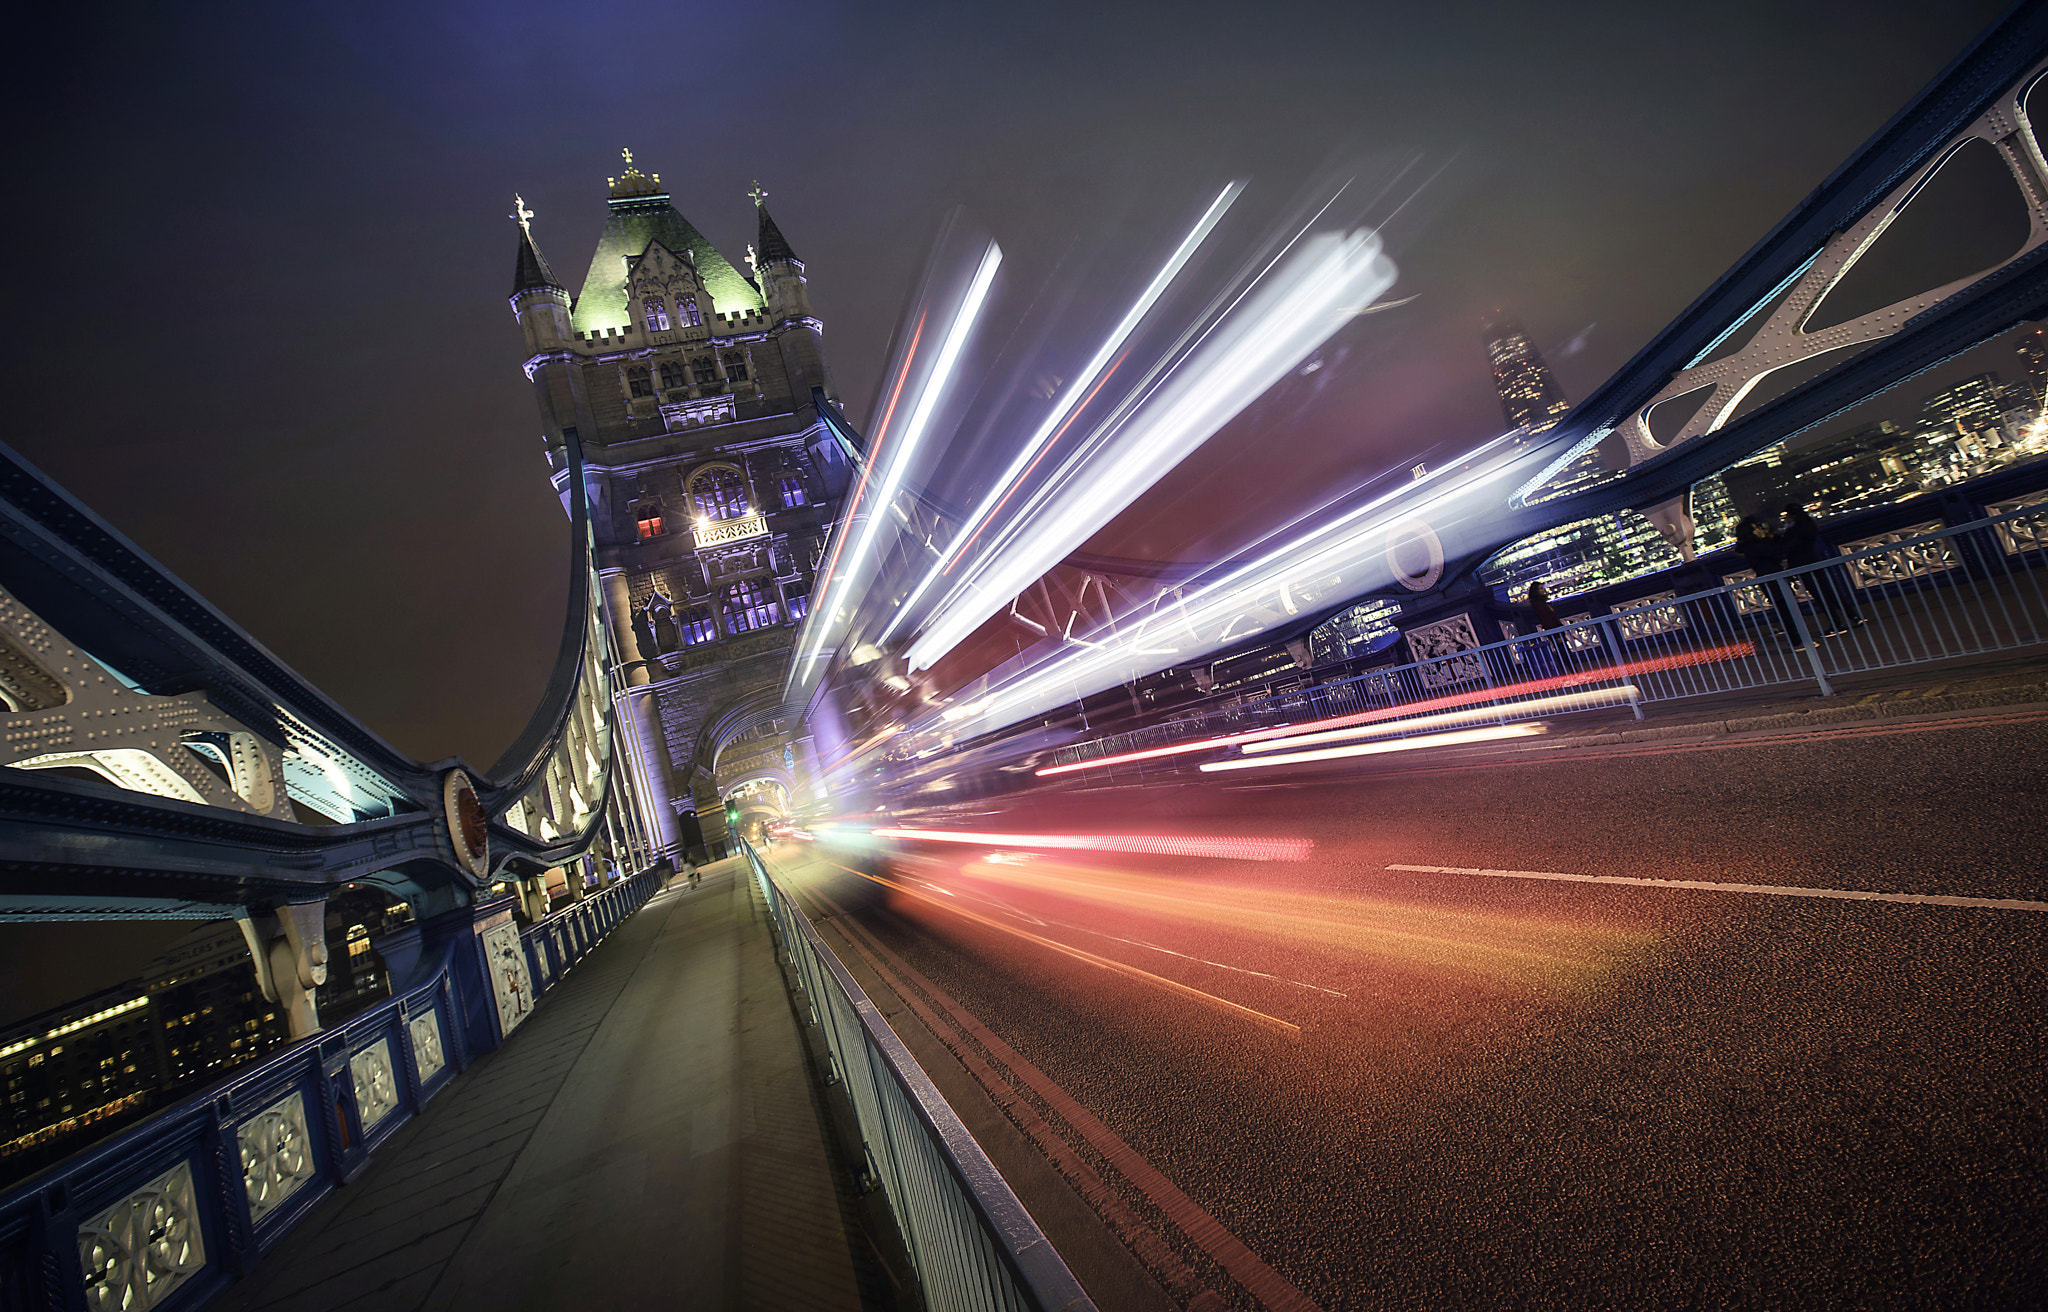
[
  {"left": 827, "top": 860, "right": 1300, "bottom": 1034},
  {"left": 1036, "top": 641, "right": 1755, "bottom": 776},
  {"left": 870, "top": 826, "right": 1312, "bottom": 862}
]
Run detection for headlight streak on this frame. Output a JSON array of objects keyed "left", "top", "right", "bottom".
[
  {"left": 1197, "top": 723, "right": 1545, "bottom": 771},
  {"left": 1033, "top": 644, "right": 1753, "bottom": 777},
  {"left": 905, "top": 226, "right": 1400, "bottom": 674},
  {"left": 935, "top": 424, "right": 1536, "bottom": 739},
  {"left": 876, "top": 181, "right": 1246, "bottom": 646},
  {"left": 868, "top": 826, "right": 1313, "bottom": 862},
  {"left": 791, "top": 239, "right": 1004, "bottom": 691}
]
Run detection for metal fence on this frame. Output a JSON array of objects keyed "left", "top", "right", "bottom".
[
  {"left": 740, "top": 841, "right": 1094, "bottom": 1312},
  {"left": 1050, "top": 504, "right": 2048, "bottom": 773},
  {"left": 0, "top": 869, "right": 661, "bottom": 1312}
]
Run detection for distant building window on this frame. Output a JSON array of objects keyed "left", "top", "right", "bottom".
[
  {"left": 658, "top": 361, "right": 686, "bottom": 393},
  {"left": 691, "top": 466, "right": 749, "bottom": 521},
  {"left": 778, "top": 474, "right": 807, "bottom": 508},
  {"left": 679, "top": 298, "right": 702, "bottom": 327},
  {"left": 721, "top": 350, "right": 749, "bottom": 383},
  {"left": 723, "top": 579, "right": 781, "bottom": 632},
  {"left": 626, "top": 366, "right": 654, "bottom": 399},
  {"left": 644, "top": 299, "right": 670, "bottom": 332},
  {"left": 635, "top": 504, "right": 664, "bottom": 539}
]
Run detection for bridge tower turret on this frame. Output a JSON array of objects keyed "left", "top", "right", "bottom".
[{"left": 505, "top": 156, "right": 852, "bottom": 865}]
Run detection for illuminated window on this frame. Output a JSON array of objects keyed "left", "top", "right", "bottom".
[
  {"left": 679, "top": 298, "right": 702, "bottom": 327},
  {"left": 784, "top": 580, "right": 810, "bottom": 621},
  {"left": 721, "top": 350, "right": 749, "bottom": 382},
  {"left": 723, "top": 579, "right": 781, "bottom": 632},
  {"left": 635, "top": 504, "right": 665, "bottom": 539},
  {"left": 778, "top": 474, "right": 806, "bottom": 508},
  {"left": 644, "top": 298, "right": 671, "bottom": 332},
  {"left": 679, "top": 605, "right": 716, "bottom": 645},
  {"left": 691, "top": 466, "right": 749, "bottom": 521},
  {"left": 626, "top": 366, "right": 654, "bottom": 399}
]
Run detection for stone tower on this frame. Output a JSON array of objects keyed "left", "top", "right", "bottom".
[{"left": 507, "top": 155, "right": 854, "bottom": 860}]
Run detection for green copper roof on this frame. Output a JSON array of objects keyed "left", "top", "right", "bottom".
[{"left": 571, "top": 194, "right": 765, "bottom": 333}]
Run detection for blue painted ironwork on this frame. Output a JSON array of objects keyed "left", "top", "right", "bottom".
[
  {"left": 0, "top": 869, "right": 659, "bottom": 1312},
  {"left": 0, "top": 429, "right": 637, "bottom": 920}
]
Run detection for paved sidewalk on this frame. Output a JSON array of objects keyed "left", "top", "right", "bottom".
[{"left": 211, "top": 860, "right": 870, "bottom": 1312}]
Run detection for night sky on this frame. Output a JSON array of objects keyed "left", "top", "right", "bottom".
[{"left": 4, "top": 0, "right": 2007, "bottom": 773}]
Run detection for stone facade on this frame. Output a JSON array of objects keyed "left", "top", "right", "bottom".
[{"left": 508, "top": 159, "right": 848, "bottom": 857}]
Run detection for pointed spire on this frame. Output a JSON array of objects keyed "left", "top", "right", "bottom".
[
  {"left": 750, "top": 180, "right": 799, "bottom": 265},
  {"left": 511, "top": 194, "right": 561, "bottom": 294}
]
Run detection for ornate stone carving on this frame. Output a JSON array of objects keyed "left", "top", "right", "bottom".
[{"left": 408, "top": 1008, "right": 446, "bottom": 1083}]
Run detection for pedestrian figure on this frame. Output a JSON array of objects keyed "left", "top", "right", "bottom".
[
  {"left": 1733, "top": 515, "right": 1803, "bottom": 645},
  {"left": 1524, "top": 579, "right": 1563, "bottom": 676},
  {"left": 1780, "top": 503, "right": 1863, "bottom": 635}
]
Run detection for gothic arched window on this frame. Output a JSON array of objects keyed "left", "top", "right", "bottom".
[
  {"left": 721, "top": 350, "right": 749, "bottom": 382},
  {"left": 680, "top": 605, "right": 715, "bottom": 646},
  {"left": 644, "top": 298, "right": 670, "bottom": 332},
  {"left": 625, "top": 366, "right": 654, "bottom": 399},
  {"left": 690, "top": 466, "right": 749, "bottom": 521},
  {"left": 634, "top": 502, "right": 665, "bottom": 539},
  {"left": 658, "top": 361, "right": 686, "bottom": 393},
  {"left": 777, "top": 473, "right": 807, "bottom": 508},
  {"left": 783, "top": 579, "right": 810, "bottom": 621},
  {"left": 679, "top": 298, "right": 702, "bottom": 327},
  {"left": 722, "top": 579, "right": 781, "bottom": 633}
]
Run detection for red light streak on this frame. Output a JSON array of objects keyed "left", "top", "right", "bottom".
[
  {"left": 808, "top": 311, "right": 926, "bottom": 611},
  {"left": 869, "top": 827, "right": 1313, "bottom": 862},
  {"left": 1036, "top": 641, "right": 1755, "bottom": 776}
]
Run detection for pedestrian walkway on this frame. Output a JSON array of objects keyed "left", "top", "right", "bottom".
[{"left": 210, "top": 860, "right": 870, "bottom": 1312}]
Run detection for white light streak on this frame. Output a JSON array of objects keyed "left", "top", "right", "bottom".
[
  {"left": 877, "top": 182, "right": 1245, "bottom": 645},
  {"left": 1199, "top": 723, "right": 1544, "bottom": 771},
  {"left": 1239, "top": 687, "right": 1639, "bottom": 753},
  {"left": 906, "top": 227, "right": 1398, "bottom": 672},
  {"left": 793, "top": 240, "right": 1003, "bottom": 683}
]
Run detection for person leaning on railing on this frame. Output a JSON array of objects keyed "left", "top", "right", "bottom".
[
  {"left": 1733, "top": 516, "right": 1806, "bottom": 648},
  {"left": 1522, "top": 580, "right": 1563, "bottom": 677},
  {"left": 1780, "top": 503, "right": 1864, "bottom": 636}
]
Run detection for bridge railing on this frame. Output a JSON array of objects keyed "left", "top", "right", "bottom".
[
  {"left": 739, "top": 840, "right": 1096, "bottom": 1312},
  {"left": 1050, "top": 505, "right": 2048, "bottom": 773},
  {"left": 0, "top": 870, "right": 662, "bottom": 1312}
]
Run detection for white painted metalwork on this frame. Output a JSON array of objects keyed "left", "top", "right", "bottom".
[
  {"left": 692, "top": 511, "right": 768, "bottom": 548},
  {"left": 1610, "top": 591, "right": 1686, "bottom": 639},
  {"left": 1615, "top": 58, "right": 2048, "bottom": 468},
  {"left": 238, "top": 1090, "right": 316, "bottom": 1224},
  {"left": 409, "top": 1008, "right": 446, "bottom": 1083},
  {"left": 481, "top": 921, "right": 536, "bottom": 1039},
  {"left": 1839, "top": 521, "right": 1957, "bottom": 587},
  {"left": 350, "top": 1038, "right": 400, "bottom": 1131},
  {"left": 77, "top": 1160, "right": 207, "bottom": 1312}
]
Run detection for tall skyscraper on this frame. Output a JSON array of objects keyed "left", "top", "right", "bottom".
[
  {"left": 1482, "top": 315, "right": 1572, "bottom": 438},
  {"left": 508, "top": 154, "right": 853, "bottom": 860}
]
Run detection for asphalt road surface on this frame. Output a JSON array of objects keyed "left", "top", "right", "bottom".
[{"left": 766, "top": 707, "right": 2048, "bottom": 1311}]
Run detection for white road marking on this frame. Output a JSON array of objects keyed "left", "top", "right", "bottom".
[{"left": 1387, "top": 865, "right": 2048, "bottom": 912}]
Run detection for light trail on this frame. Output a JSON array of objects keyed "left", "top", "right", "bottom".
[
  {"left": 824, "top": 859, "right": 1302, "bottom": 1034},
  {"left": 791, "top": 240, "right": 1003, "bottom": 689},
  {"left": 1198, "top": 723, "right": 1545, "bottom": 771},
  {"left": 1035, "top": 644, "right": 1754, "bottom": 776},
  {"left": 876, "top": 181, "right": 1245, "bottom": 645},
  {"left": 905, "top": 226, "right": 1399, "bottom": 673},
  {"left": 869, "top": 826, "right": 1313, "bottom": 861},
  {"left": 1240, "top": 686, "right": 1641, "bottom": 753}
]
